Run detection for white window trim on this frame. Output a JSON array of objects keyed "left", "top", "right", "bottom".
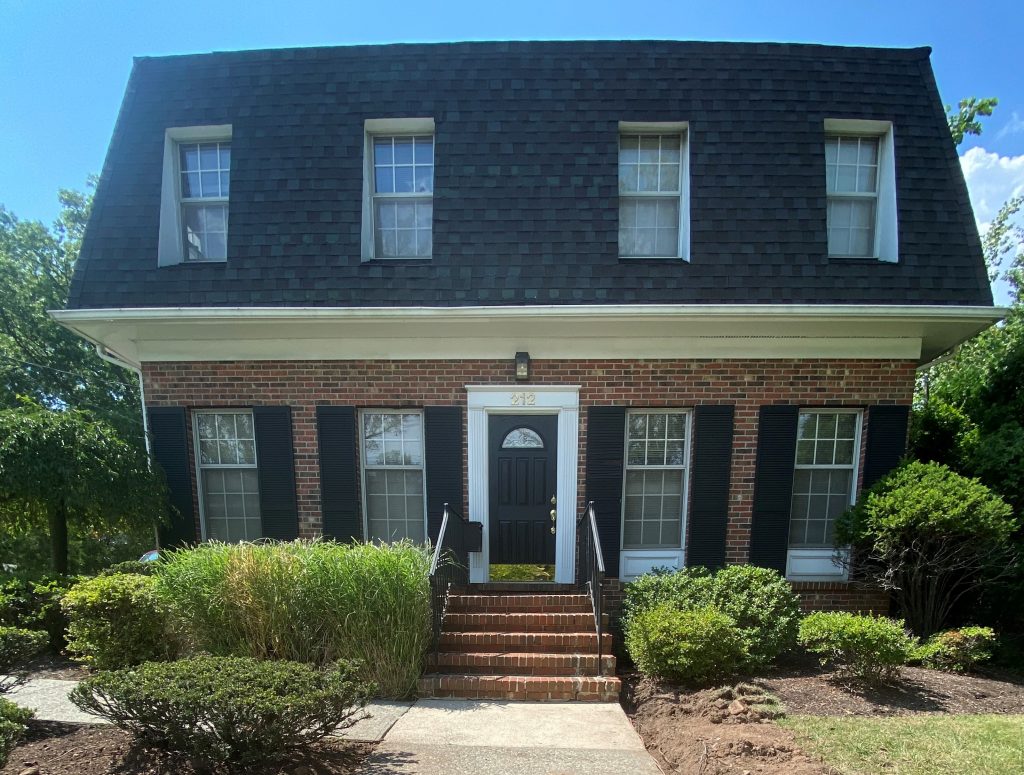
[
  {"left": 619, "top": 408, "right": 693, "bottom": 580},
  {"left": 785, "top": 407, "right": 863, "bottom": 581},
  {"left": 158, "top": 125, "right": 233, "bottom": 267},
  {"left": 618, "top": 121, "right": 691, "bottom": 262},
  {"left": 192, "top": 408, "right": 258, "bottom": 542},
  {"left": 358, "top": 409, "right": 428, "bottom": 542},
  {"left": 360, "top": 118, "right": 436, "bottom": 261},
  {"left": 824, "top": 119, "right": 898, "bottom": 263}
]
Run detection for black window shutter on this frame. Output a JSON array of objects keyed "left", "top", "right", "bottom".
[
  {"left": 253, "top": 406, "right": 299, "bottom": 540},
  {"left": 316, "top": 406, "right": 360, "bottom": 541},
  {"left": 147, "top": 406, "right": 197, "bottom": 547},
  {"left": 748, "top": 405, "right": 800, "bottom": 573},
  {"left": 585, "top": 406, "right": 626, "bottom": 578},
  {"left": 862, "top": 405, "right": 910, "bottom": 489},
  {"left": 688, "top": 405, "right": 735, "bottom": 569},
  {"left": 424, "top": 406, "right": 463, "bottom": 543}
]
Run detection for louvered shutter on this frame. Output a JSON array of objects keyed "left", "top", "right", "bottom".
[
  {"left": 862, "top": 405, "right": 910, "bottom": 489},
  {"left": 748, "top": 405, "right": 799, "bottom": 572},
  {"left": 316, "top": 406, "right": 360, "bottom": 541},
  {"left": 585, "top": 406, "right": 626, "bottom": 578},
  {"left": 424, "top": 406, "right": 463, "bottom": 543},
  {"left": 147, "top": 406, "right": 197, "bottom": 547},
  {"left": 687, "top": 405, "right": 735, "bottom": 569},
  {"left": 253, "top": 406, "right": 299, "bottom": 540}
]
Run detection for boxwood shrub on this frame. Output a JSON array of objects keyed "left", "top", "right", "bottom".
[
  {"left": 62, "top": 573, "right": 174, "bottom": 669},
  {"left": 624, "top": 565, "right": 802, "bottom": 668},
  {"left": 799, "top": 611, "right": 916, "bottom": 682},
  {"left": 916, "top": 626, "right": 997, "bottom": 673},
  {"left": 0, "top": 698, "right": 33, "bottom": 767},
  {"left": 0, "top": 575, "right": 78, "bottom": 650},
  {"left": 0, "top": 626, "right": 48, "bottom": 692},
  {"left": 625, "top": 603, "right": 748, "bottom": 684},
  {"left": 70, "top": 656, "right": 371, "bottom": 767}
]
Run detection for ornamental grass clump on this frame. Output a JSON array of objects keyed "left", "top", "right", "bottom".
[
  {"left": 70, "top": 656, "right": 371, "bottom": 768},
  {"left": 155, "top": 539, "right": 431, "bottom": 697}
]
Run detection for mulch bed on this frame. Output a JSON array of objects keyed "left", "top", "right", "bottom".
[
  {"left": 1, "top": 721, "right": 373, "bottom": 775},
  {"left": 623, "top": 660, "right": 1024, "bottom": 775},
  {"left": 21, "top": 654, "right": 89, "bottom": 682}
]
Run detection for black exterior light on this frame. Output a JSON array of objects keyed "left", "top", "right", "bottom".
[{"left": 515, "top": 351, "right": 530, "bottom": 380}]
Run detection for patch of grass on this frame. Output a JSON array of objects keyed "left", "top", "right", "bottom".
[
  {"left": 488, "top": 564, "right": 554, "bottom": 582},
  {"left": 781, "top": 714, "right": 1024, "bottom": 775}
]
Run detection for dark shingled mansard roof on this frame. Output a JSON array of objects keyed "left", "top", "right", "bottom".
[{"left": 67, "top": 40, "right": 992, "bottom": 309}]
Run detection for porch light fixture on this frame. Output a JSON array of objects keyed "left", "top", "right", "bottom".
[{"left": 515, "top": 351, "right": 530, "bottom": 380}]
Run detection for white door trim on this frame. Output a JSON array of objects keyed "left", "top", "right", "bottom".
[{"left": 466, "top": 385, "right": 581, "bottom": 583}]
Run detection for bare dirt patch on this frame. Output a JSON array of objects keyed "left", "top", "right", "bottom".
[
  {"left": 1, "top": 721, "right": 373, "bottom": 775},
  {"left": 624, "top": 677, "right": 827, "bottom": 775},
  {"left": 23, "top": 654, "right": 89, "bottom": 681}
]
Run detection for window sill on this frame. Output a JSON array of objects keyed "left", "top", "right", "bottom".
[
  {"left": 360, "top": 256, "right": 433, "bottom": 263},
  {"left": 618, "top": 255, "right": 687, "bottom": 261},
  {"left": 827, "top": 254, "right": 881, "bottom": 262},
  {"left": 619, "top": 548, "right": 684, "bottom": 580},
  {"left": 786, "top": 547, "right": 849, "bottom": 582}
]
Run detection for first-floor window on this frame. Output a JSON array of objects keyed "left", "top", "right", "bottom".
[
  {"left": 789, "top": 410, "right": 862, "bottom": 548},
  {"left": 361, "top": 411, "right": 426, "bottom": 542},
  {"left": 622, "top": 410, "right": 690, "bottom": 549},
  {"left": 195, "top": 410, "right": 261, "bottom": 542}
]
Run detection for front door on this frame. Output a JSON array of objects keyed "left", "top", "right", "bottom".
[{"left": 488, "top": 414, "right": 558, "bottom": 566}]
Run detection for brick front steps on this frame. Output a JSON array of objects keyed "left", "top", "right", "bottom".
[{"left": 419, "top": 588, "right": 621, "bottom": 702}]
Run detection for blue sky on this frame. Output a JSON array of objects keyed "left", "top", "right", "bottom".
[{"left": 2, "top": 0, "right": 1022, "bottom": 297}]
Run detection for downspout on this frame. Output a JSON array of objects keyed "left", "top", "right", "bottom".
[{"left": 94, "top": 344, "right": 160, "bottom": 549}]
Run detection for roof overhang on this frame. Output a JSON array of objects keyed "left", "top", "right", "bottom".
[{"left": 50, "top": 304, "right": 1006, "bottom": 369}]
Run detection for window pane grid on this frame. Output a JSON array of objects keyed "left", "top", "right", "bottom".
[
  {"left": 195, "top": 412, "right": 260, "bottom": 543},
  {"left": 789, "top": 411, "right": 859, "bottom": 548},
  {"left": 619, "top": 133, "right": 683, "bottom": 257},
  {"left": 362, "top": 412, "right": 426, "bottom": 542},
  {"left": 622, "top": 411, "right": 688, "bottom": 550},
  {"left": 372, "top": 135, "right": 433, "bottom": 258},
  {"left": 825, "top": 135, "right": 878, "bottom": 257},
  {"left": 179, "top": 141, "right": 230, "bottom": 261}
]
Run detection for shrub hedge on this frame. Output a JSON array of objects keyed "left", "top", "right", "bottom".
[
  {"left": 0, "top": 575, "right": 78, "bottom": 650},
  {"left": 62, "top": 574, "right": 174, "bottom": 669},
  {"left": 799, "top": 612, "right": 916, "bottom": 682},
  {"left": 70, "top": 656, "right": 371, "bottom": 767},
  {"left": 625, "top": 603, "right": 748, "bottom": 684},
  {"left": 0, "top": 626, "right": 48, "bottom": 692},
  {"left": 916, "top": 626, "right": 997, "bottom": 673},
  {"left": 623, "top": 565, "right": 802, "bottom": 668},
  {"left": 155, "top": 540, "right": 431, "bottom": 697},
  {"left": 0, "top": 698, "right": 33, "bottom": 767}
]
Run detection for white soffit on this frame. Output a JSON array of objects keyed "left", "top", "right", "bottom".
[{"left": 49, "top": 304, "right": 1005, "bottom": 367}]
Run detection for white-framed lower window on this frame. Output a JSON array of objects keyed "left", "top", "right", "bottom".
[
  {"left": 360, "top": 410, "right": 427, "bottom": 542},
  {"left": 621, "top": 410, "right": 691, "bottom": 550},
  {"left": 787, "top": 409, "right": 862, "bottom": 580},
  {"left": 193, "top": 410, "right": 262, "bottom": 542}
]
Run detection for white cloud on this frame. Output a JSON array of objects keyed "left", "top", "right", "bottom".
[
  {"left": 995, "top": 111, "right": 1024, "bottom": 141},
  {"left": 959, "top": 146, "right": 1024, "bottom": 224}
]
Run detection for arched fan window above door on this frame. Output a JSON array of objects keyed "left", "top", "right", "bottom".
[{"left": 501, "top": 427, "right": 544, "bottom": 449}]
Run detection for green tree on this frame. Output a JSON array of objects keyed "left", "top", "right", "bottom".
[
  {"left": 0, "top": 402, "right": 167, "bottom": 574},
  {"left": 0, "top": 184, "right": 142, "bottom": 443},
  {"left": 945, "top": 96, "right": 998, "bottom": 146}
]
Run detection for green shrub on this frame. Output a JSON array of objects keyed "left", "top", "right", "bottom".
[
  {"left": 799, "top": 612, "right": 916, "bottom": 682},
  {"left": 625, "top": 604, "right": 748, "bottom": 684},
  {"left": 0, "top": 626, "right": 48, "bottom": 691},
  {"left": 62, "top": 574, "right": 173, "bottom": 669},
  {"left": 0, "top": 697, "right": 33, "bottom": 767},
  {"left": 916, "top": 626, "right": 997, "bottom": 673},
  {"left": 623, "top": 565, "right": 801, "bottom": 667},
  {"left": 0, "top": 574, "right": 78, "bottom": 650},
  {"left": 156, "top": 540, "right": 431, "bottom": 697},
  {"left": 70, "top": 656, "right": 371, "bottom": 767},
  {"left": 97, "top": 560, "right": 156, "bottom": 577}
]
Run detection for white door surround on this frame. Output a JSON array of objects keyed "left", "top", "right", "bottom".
[{"left": 466, "top": 385, "right": 580, "bottom": 583}]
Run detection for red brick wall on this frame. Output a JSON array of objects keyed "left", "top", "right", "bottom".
[{"left": 143, "top": 358, "right": 914, "bottom": 590}]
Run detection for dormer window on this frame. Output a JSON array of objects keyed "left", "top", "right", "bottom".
[
  {"left": 823, "top": 119, "right": 898, "bottom": 263},
  {"left": 158, "top": 125, "right": 232, "bottom": 267}
]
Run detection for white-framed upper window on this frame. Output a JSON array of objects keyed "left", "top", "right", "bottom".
[
  {"left": 621, "top": 410, "right": 691, "bottom": 550},
  {"left": 824, "top": 119, "right": 898, "bottom": 263},
  {"left": 158, "top": 125, "right": 232, "bottom": 267},
  {"left": 361, "top": 118, "right": 435, "bottom": 260},
  {"left": 618, "top": 122, "right": 690, "bottom": 260},
  {"left": 788, "top": 409, "right": 862, "bottom": 549},
  {"left": 360, "top": 410, "right": 427, "bottom": 542},
  {"left": 193, "top": 410, "right": 262, "bottom": 542}
]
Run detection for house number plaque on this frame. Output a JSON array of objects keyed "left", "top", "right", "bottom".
[{"left": 509, "top": 392, "right": 536, "bottom": 406}]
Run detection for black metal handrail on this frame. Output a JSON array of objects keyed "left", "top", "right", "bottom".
[
  {"left": 577, "top": 500, "right": 606, "bottom": 674},
  {"left": 429, "top": 503, "right": 471, "bottom": 668}
]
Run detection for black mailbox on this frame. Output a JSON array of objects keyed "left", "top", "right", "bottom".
[{"left": 465, "top": 521, "right": 484, "bottom": 552}]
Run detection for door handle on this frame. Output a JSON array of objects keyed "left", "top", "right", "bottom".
[
  {"left": 550, "top": 495, "right": 557, "bottom": 506},
  {"left": 550, "top": 509, "right": 557, "bottom": 522}
]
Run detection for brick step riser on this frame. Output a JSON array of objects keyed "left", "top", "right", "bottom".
[
  {"left": 418, "top": 675, "right": 621, "bottom": 703},
  {"left": 444, "top": 614, "right": 597, "bottom": 633},
  {"left": 447, "top": 604, "right": 594, "bottom": 614},
  {"left": 438, "top": 633, "right": 612, "bottom": 654},
  {"left": 427, "top": 654, "right": 616, "bottom": 677},
  {"left": 447, "top": 594, "right": 592, "bottom": 610}
]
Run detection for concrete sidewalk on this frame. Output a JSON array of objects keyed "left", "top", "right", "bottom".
[{"left": 6, "top": 677, "right": 662, "bottom": 774}]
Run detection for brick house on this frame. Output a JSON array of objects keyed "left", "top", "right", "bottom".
[{"left": 55, "top": 40, "right": 999, "bottom": 699}]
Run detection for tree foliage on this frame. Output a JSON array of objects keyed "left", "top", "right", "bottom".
[
  {"left": 945, "top": 96, "right": 998, "bottom": 147},
  {"left": 0, "top": 402, "right": 167, "bottom": 573}
]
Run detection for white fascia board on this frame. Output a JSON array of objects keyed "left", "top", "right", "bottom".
[{"left": 49, "top": 304, "right": 1005, "bottom": 366}]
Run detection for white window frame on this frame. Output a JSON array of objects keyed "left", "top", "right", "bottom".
[
  {"left": 360, "top": 118, "right": 436, "bottom": 261},
  {"left": 824, "top": 119, "right": 898, "bottom": 263},
  {"left": 618, "top": 121, "right": 690, "bottom": 261},
  {"left": 358, "top": 409, "right": 428, "bottom": 543},
  {"left": 619, "top": 408, "right": 692, "bottom": 580},
  {"left": 192, "top": 408, "right": 260, "bottom": 542},
  {"left": 158, "top": 125, "right": 232, "bottom": 267},
  {"left": 786, "top": 408, "right": 863, "bottom": 581}
]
